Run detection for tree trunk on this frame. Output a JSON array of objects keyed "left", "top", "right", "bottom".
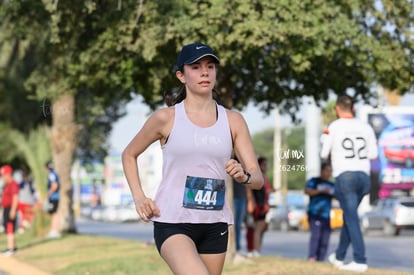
[{"left": 50, "top": 93, "right": 78, "bottom": 233}]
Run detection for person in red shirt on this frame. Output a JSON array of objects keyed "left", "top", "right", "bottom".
[{"left": 0, "top": 165, "right": 19, "bottom": 256}]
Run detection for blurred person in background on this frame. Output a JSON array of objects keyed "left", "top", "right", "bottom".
[
  {"left": 305, "top": 162, "right": 334, "bottom": 262},
  {"left": 245, "top": 188, "right": 255, "bottom": 256},
  {"left": 0, "top": 165, "right": 19, "bottom": 256},
  {"left": 18, "top": 172, "right": 39, "bottom": 231},
  {"left": 45, "top": 161, "right": 61, "bottom": 238},
  {"left": 246, "top": 156, "right": 272, "bottom": 257},
  {"left": 232, "top": 157, "right": 248, "bottom": 253}
]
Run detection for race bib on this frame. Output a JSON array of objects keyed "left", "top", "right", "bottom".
[{"left": 182, "top": 176, "right": 226, "bottom": 210}]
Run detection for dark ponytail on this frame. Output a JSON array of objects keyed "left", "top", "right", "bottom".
[{"left": 165, "top": 86, "right": 186, "bottom": 106}]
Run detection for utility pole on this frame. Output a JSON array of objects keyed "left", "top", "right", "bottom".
[
  {"left": 305, "top": 97, "right": 321, "bottom": 179},
  {"left": 273, "top": 107, "right": 283, "bottom": 205}
]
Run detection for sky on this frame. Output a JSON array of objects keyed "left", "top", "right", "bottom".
[{"left": 109, "top": 93, "right": 414, "bottom": 154}]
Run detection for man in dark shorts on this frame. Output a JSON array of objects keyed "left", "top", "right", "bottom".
[{"left": 1, "top": 165, "right": 19, "bottom": 256}]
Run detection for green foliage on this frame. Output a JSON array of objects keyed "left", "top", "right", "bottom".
[
  {"left": 75, "top": 92, "right": 127, "bottom": 163},
  {"left": 0, "top": 51, "right": 46, "bottom": 133},
  {"left": 2, "top": 1, "right": 412, "bottom": 118},
  {"left": 119, "top": 0, "right": 414, "bottom": 118},
  {"left": 0, "top": 124, "right": 17, "bottom": 163},
  {"left": 7, "top": 126, "right": 51, "bottom": 197}
]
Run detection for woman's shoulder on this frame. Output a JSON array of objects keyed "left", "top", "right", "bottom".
[
  {"left": 151, "top": 105, "right": 175, "bottom": 122},
  {"left": 224, "top": 108, "right": 245, "bottom": 122},
  {"left": 147, "top": 106, "right": 176, "bottom": 140}
]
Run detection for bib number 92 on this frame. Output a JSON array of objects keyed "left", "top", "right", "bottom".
[{"left": 342, "top": 137, "right": 367, "bottom": 159}]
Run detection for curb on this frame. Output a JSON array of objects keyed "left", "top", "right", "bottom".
[{"left": 0, "top": 255, "right": 51, "bottom": 275}]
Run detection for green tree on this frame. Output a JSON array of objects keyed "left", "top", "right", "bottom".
[
  {"left": 74, "top": 92, "right": 127, "bottom": 163},
  {"left": 1, "top": 1, "right": 136, "bottom": 232},
  {"left": 0, "top": 37, "right": 46, "bottom": 162},
  {"left": 8, "top": 126, "right": 51, "bottom": 197},
  {"left": 124, "top": 0, "right": 413, "bottom": 114}
]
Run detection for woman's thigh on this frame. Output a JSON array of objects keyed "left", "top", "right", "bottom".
[
  {"left": 161, "top": 234, "right": 210, "bottom": 275},
  {"left": 200, "top": 252, "right": 226, "bottom": 275}
]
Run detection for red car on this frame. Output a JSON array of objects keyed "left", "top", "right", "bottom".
[{"left": 383, "top": 146, "right": 414, "bottom": 168}]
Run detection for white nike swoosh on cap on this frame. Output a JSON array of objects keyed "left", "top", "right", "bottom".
[{"left": 195, "top": 46, "right": 206, "bottom": 50}]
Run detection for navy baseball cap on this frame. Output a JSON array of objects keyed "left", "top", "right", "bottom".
[{"left": 176, "top": 42, "right": 220, "bottom": 72}]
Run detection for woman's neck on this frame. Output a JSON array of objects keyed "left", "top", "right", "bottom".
[{"left": 183, "top": 97, "right": 215, "bottom": 113}]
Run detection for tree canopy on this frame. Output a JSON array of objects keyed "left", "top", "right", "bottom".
[
  {"left": 1, "top": 1, "right": 413, "bottom": 117},
  {"left": 112, "top": 0, "right": 413, "bottom": 117}
]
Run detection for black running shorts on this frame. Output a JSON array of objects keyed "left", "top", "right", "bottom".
[
  {"left": 153, "top": 222, "right": 228, "bottom": 254},
  {"left": 3, "top": 207, "right": 17, "bottom": 233}
]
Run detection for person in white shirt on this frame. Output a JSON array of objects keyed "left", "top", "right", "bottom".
[{"left": 321, "top": 95, "right": 378, "bottom": 273}]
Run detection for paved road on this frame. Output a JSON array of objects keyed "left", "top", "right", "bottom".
[{"left": 76, "top": 218, "right": 414, "bottom": 273}]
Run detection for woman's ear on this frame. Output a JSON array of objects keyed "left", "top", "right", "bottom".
[{"left": 176, "top": 70, "right": 185, "bottom": 84}]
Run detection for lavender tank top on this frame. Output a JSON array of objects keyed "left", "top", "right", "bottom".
[{"left": 151, "top": 101, "right": 234, "bottom": 224}]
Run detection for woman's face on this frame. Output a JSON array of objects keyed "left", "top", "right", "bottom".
[{"left": 176, "top": 56, "right": 217, "bottom": 96}]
